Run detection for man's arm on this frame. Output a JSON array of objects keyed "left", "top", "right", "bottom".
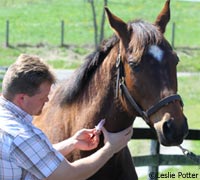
[
  {"left": 53, "top": 128, "right": 99, "bottom": 156},
  {"left": 47, "top": 126, "right": 133, "bottom": 180},
  {"left": 53, "top": 137, "right": 76, "bottom": 156}
]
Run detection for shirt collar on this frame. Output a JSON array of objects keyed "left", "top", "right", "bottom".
[{"left": 0, "top": 95, "right": 33, "bottom": 124}]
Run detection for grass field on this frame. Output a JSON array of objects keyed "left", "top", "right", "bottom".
[
  {"left": 0, "top": 0, "right": 199, "bottom": 46},
  {"left": 0, "top": 0, "right": 200, "bottom": 71}
]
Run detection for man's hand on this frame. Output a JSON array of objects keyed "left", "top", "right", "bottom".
[
  {"left": 73, "top": 129, "right": 100, "bottom": 151},
  {"left": 102, "top": 126, "right": 133, "bottom": 154}
]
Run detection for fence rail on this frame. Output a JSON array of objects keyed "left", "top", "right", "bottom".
[
  {"left": 132, "top": 128, "right": 200, "bottom": 180},
  {"left": 132, "top": 128, "right": 200, "bottom": 140},
  {"left": 3, "top": 20, "right": 200, "bottom": 49},
  {"left": 134, "top": 154, "right": 199, "bottom": 167}
]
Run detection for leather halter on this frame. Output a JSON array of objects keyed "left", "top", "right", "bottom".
[{"left": 115, "top": 54, "right": 183, "bottom": 124}]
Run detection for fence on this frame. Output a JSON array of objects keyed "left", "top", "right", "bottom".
[
  {"left": 4, "top": 20, "right": 175, "bottom": 48},
  {"left": 3, "top": 20, "right": 199, "bottom": 49},
  {"left": 2, "top": 20, "right": 93, "bottom": 47},
  {"left": 132, "top": 128, "right": 200, "bottom": 180}
]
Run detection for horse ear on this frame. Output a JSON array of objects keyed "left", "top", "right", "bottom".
[
  {"left": 105, "top": 7, "right": 130, "bottom": 46},
  {"left": 155, "top": 0, "right": 170, "bottom": 33}
]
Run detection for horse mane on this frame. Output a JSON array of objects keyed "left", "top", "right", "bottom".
[
  {"left": 60, "top": 35, "right": 119, "bottom": 104},
  {"left": 60, "top": 20, "right": 162, "bottom": 105}
]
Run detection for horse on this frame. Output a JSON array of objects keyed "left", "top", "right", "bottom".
[{"left": 33, "top": 0, "right": 188, "bottom": 179}]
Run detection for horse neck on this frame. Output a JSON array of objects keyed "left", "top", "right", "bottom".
[{"left": 85, "top": 46, "right": 136, "bottom": 132}]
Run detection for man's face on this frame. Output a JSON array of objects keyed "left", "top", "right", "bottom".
[{"left": 22, "top": 81, "right": 51, "bottom": 115}]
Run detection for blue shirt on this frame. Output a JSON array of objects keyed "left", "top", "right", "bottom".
[{"left": 0, "top": 96, "right": 64, "bottom": 180}]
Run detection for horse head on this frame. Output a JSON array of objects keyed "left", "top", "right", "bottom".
[{"left": 105, "top": 0, "right": 188, "bottom": 146}]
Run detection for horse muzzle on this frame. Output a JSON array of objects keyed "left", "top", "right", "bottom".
[{"left": 154, "top": 113, "right": 188, "bottom": 146}]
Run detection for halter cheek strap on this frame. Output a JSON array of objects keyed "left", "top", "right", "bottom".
[{"left": 115, "top": 54, "right": 183, "bottom": 124}]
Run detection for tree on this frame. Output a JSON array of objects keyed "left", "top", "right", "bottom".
[{"left": 87, "top": 0, "right": 108, "bottom": 49}]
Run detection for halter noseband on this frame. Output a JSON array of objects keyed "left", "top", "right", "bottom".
[{"left": 115, "top": 54, "right": 183, "bottom": 124}]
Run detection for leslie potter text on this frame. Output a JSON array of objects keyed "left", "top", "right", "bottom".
[{"left": 149, "top": 171, "right": 199, "bottom": 179}]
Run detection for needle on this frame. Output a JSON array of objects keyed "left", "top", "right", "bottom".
[
  {"left": 91, "top": 119, "right": 106, "bottom": 139},
  {"left": 95, "top": 119, "right": 106, "bottom": 133}
]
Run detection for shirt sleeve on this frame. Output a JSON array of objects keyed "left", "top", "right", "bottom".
[{"left": 10, "top": 127, "right": 65, "bottom": 179}]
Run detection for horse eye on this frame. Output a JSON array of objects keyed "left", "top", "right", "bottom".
[{"left": 128, "top": 61, "right": 140, "bottom": 72}]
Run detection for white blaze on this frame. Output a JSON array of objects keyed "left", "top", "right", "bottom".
[{"left": 148, "top": 45, "right": 164, "bottom": 62}]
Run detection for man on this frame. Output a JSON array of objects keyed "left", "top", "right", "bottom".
[{"left": 0, "top": 54, "right": 133, "bottom": 180}]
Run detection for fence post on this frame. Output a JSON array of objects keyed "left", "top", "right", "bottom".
[
  {"left": 147, "top": 140, "right": 160, "bottom": 180},
  {"left": 61, "top": 20, "right": 65, "bottom": 47},
  {"left": 171, "top": 22, "right": 175, "bottom": 49},
  {"left": 5, "top": 20, "right": 10, "bottom": 47}
]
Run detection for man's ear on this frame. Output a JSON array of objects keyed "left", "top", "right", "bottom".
[{"left": 13, "top": 93, "right": 26, "bottom": 107}]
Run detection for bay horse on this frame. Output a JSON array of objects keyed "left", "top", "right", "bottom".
[{"left": 34, "top": 0, "right": 188, "bottom": 179}]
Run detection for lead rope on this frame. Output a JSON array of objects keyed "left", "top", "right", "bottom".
[{"left": 178, "top": 145, "right": 200, "bottom": 164}]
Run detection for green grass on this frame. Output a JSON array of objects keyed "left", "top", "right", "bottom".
[
  {"left": 0, "top": 0, "right": 199, "bottom": 47},
  {"left": 177, "top": 49, "right": 200, "bottom": 72},
  {"left": 0, "top": 0, "right": 200, "bottom": 71},
  {"left": 178, "top": 75, "right": 200, "bottom": 129}
]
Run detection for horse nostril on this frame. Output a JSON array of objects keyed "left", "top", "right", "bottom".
[
  {"left": 163, "top": 119, "right": 172, "bottom": 129},
  {"left": 163, "top": 119, "right": 174, "bottom": 140},
  {"left": 162, "top": 117, "right": 188, "bottom": 145}
]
